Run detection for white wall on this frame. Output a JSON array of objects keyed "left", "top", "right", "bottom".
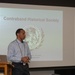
[{"left": 30, "top": 70, "right": 54, "bottom": 75}]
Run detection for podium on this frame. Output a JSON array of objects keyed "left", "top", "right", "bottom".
[{"left": 0, "top": 62, "right": 13, "bottom": 75}]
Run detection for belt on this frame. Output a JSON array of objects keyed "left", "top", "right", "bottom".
[{"left": 12, "top": 62, "right": 26, "bottom": 65}]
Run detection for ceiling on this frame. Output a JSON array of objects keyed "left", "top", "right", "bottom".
[{"left": 0, "top": 0, "right": 75, "bottom": 7}]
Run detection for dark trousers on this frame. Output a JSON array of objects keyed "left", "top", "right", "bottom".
[{"left": 12, "top": 62, "right": 30, "bottom": 75}]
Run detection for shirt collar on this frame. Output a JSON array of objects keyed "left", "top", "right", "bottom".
[{"left": 16, "top": 39, "right": 24, "bottom": 43}]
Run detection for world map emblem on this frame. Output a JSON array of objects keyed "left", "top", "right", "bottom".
[{"left": 25, "top": 26, "right": 44, "bottom": 50}]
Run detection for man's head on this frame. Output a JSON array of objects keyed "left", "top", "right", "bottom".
[{"left": 16, "top": 28, "right": 26, "bottom": 41}]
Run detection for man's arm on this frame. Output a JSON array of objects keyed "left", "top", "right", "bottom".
[
  {"left": 7, "top": 43, "right": 21, "bottom": 62},
  {"left": 21, "top": 42, "right": 32, "bottom": 63}
]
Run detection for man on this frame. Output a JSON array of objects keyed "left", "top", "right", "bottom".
[{"left": 7, "top": 28, "right": 31, "bottom": 75}]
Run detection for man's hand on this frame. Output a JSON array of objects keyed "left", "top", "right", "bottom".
[{"left": 21, "top": 56, "right": 29, "bottom": 63}]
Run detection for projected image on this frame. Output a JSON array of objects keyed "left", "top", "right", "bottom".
[
  {"left": 0, "top": 8, "right": 63, "bottom": 61},
  {"left": 25, "top": 26, "right": 44, "bottom": 50}
]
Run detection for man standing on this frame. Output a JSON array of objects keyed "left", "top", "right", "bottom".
[{"left": 7, "top": 28, "right": 31, "bottom": 75}]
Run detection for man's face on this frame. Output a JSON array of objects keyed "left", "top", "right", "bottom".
[{"left": 18, "top": 30, "right": 26, "bottom": 40}]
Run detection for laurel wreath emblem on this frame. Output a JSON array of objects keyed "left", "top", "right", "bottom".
[{"left": 25, "top": 26, "right": 44, "bottom": 50}]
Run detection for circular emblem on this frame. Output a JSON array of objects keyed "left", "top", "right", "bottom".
[{"left": 25, "top": 26, "right": 44, "bottom": 50}]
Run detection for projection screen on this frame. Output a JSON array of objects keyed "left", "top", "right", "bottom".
[{"left": 0, "top": 3, "right": 75, "bottom": 68}]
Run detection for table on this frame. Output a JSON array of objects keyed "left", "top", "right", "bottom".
[{"left": 0, "top": 62, "right": 13, "bottom": 75}]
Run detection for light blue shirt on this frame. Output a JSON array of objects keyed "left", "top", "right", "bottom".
[{"left": 7, "top": 39, "right": 31, "bottom": 63}]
